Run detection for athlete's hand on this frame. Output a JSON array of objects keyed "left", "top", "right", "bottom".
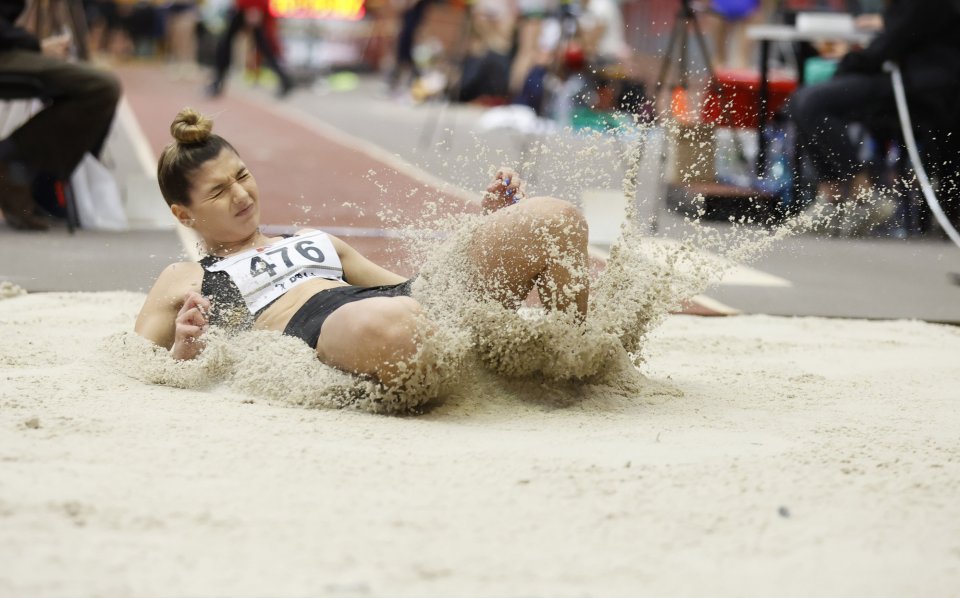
[
  {"left": 171, "top": 291, "right": 211, "bottom": 361},
  {"left": 482, "top": 167, "right": 526, "bottom": 214}
]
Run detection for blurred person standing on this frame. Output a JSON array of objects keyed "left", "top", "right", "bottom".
[
  {"left": 387, "top": 0, "right": 435, "bottom": 92},
  {"left": 577, "top": 0, "right": 627, "bottom": 66},
  {"left": 456, "top": 0, "right": 515, "bottom": 102},
  {"left": 508, "top": 0, "right": 556, "bottom": 95},
  {"left": 207, "top": 0, "right": 293, "bottom": 97},
  {"left": 165, "top": 0, "right": 198, "bottom": 76},
  {"left": 85, "top": 0, "right": 128, "bottom": 55},
  {"left": 705, "top": 0, "right": 764, "bottom": 69},
  {"left": 123, "top": 0, "right": 164, "bottom": 56},
  {"left": 0, "top": 0, "right": 122, "bottom": 230}
]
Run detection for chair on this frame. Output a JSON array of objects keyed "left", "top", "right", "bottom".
[
  {"left": 858, "top": 90, "right": 958, "bottom": 238},
  {"left": 0, "top": 74, "right": 80, "bottom": 233}
]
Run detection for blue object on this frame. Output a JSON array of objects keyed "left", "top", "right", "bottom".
[
  {"left": 504, "top": 176, "right": 520, "bottom": 203},
  {"left": 756, "top": 125, "right": 794, "bottom": 207},
  {"left": 803, "top": 57, "right": 838, "bottom": 85},
  {"left": 711, "top": 0, "right": 760, "bottom": 20}
]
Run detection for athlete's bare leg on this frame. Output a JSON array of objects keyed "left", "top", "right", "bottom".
[
  {"left": 466, "top": 196, "right": 589, "bottom": 319},
  {"left": 315, "top": 296, "right": 424, "bottom": 385}
]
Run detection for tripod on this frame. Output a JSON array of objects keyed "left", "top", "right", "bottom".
[{"left": 655, "top": 0, "right": 716, "bottom": 113}]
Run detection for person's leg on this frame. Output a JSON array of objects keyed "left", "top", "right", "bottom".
[
  {"left": 790, "top": 73, "right": 894, "bottom": 196},
  {"left": 0, "top": 51, "right": 121, "bottom": 180},
  {"left": 465, "top": 196, "right": 589, "bottom": 319},
  {"left": 167, "top": 6, "right": 198, "bottom": 67},
  {"left": 210, "top": 9, "right": 244, "bottom": 92},
  {"left": 315, "top": 296, "right": 425, "bottom": 385},
  {"left": 250, "top": 23, "right": 293, "bottom": 94},
  {"left": 389, "top": 9, "right": 419, "bottom": 90},
  {"left": 509, "top": 16, "right": 541, "bottom": 95}
]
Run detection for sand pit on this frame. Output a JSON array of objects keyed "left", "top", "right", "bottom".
[{"left": 1, "top": 288, "right": 959, "bottom": 596}]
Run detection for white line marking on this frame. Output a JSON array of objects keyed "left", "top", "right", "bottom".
[
  {"left": 690, "top": 294, "right": 741, "bottom": 316},
  {"left": 261, "top": 224, "right": 446, "bottom": 239},
  {"left": 627, "top": 237, "right": 792, "bottom": 288},
  {"left": 117, "top": 97, "right": 157, "bottom": 180},
  {"left": 587, "top": 244, "right": 740, "bottom": 315},
  {"left": 119, "top": 96, "right": 201, "bottom": 259},
  {"left": 238, "top": 91, "right": 481, "bottom": 206}
]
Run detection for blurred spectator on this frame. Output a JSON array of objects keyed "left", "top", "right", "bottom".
[
  {"left": 508, "top": 0, "right": 557, "bottom": 95},
  {"left": 124, "top": 0, "right": 164, "bottom": 56},
  {"left": 207, "top": 0, "right": 293, "bottom": 97},
  {"left": 456, "top": 0, "right": 514, "bottom": 102},
  {"left": 790, "top": 0, "right": 960, "bottom": 202},
  {"left": 387, "top": 0, "right": 435, "bottom": 92},
  {"left": 0, "top": 0, "right": 122, "bottom": 230},
  {"left": 165, "top": 0, "right": 199, "bottom": 76},
  {"left": 577, "top": 0, "right": 628, "bottom": 66},
  {"left": 85, "top": 0, "right": 130, "bottom": 55},
  {"left": 705, "top": 0, "right": 764, "bottom": 69}
]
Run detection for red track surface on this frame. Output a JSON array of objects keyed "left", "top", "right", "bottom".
[{"left": 118, "top": 64, "right": 472, "bottom": 276}]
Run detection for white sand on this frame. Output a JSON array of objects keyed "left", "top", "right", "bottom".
[{"left": 1, "top": 290, "right": 959, "bottom": 597}]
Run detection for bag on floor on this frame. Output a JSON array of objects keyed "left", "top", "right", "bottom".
[{"left": 71, "top": 153, "right": 128, "bottom": 231}]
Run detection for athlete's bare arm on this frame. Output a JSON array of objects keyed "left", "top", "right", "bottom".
[
  {"left": 326, "top": 235, "right": 408, "bottom": 287},
  {"left": 135, "top": 262, "right": 206, "bottom": 357}
]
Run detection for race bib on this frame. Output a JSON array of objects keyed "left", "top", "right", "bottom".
[{"left": 206, "top": 231, "right": 344, "bottom": 314}]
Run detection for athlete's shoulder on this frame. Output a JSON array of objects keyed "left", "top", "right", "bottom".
[
  {"left": 157, "top": 261, "right": 203, "bottom": 288},
  {"left": 142, "top": 261, "right": 202, "bottom": 311}
]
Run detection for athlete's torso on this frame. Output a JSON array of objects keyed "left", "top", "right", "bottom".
[{"left": 198, "top": 230, "right": 348, "bottom": 333}]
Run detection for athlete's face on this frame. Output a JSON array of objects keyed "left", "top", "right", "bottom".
[{"left": 174, "top": 148, "right": 261, "bottom": 243}]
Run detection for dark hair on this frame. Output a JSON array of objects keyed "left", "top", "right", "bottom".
[{"left": 157, "top": 107, "right": 238, "bottom": 206}]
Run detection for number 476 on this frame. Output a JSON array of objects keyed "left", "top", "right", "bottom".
[{"left": 249, "top": 240, "right": 326, "bottom": 277}]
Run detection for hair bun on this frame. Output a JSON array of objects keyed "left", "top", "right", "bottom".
[{"left": 170, "top": 107, "right": 213, "bottom": 145}]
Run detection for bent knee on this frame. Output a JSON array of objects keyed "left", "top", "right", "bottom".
[
  {"left": 73, "top": 68, "right": 122, "bottom": 106},
  {"left": 523, "top": 196, "right": 587, "bottom": 239}
]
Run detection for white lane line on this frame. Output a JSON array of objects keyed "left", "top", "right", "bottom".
[
  {"left": 688, "top": 294, "right": 741, "bottom": 316},
  {"left": 588, "top": 244, "right": 741, "bottom": 316},
  {"left": 261, "top": 224, "right": 445, "bottom": 239},
  {"left": 117, "top": 97, "right": 157, "bottom": 180},
  {"left": 632, "top": 237, "right": 792, "bottom": 288},
  {"left": 117, "top": 97, "right": 201, "bottom": 259}
]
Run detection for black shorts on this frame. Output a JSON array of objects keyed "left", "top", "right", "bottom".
[{"left": 283, "top": 279, "right": 415, "bottom": 349}]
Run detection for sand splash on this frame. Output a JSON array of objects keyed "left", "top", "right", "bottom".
[
  {"left": 110, "top": 120, "right": 834, "bottom": 414},
  {"left": 0, "top": 281, "right": 26, "bottom": 300}
]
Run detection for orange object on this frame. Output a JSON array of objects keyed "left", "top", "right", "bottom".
[
  {"left": 701, "top": 68, "right": 797, "bottom": 129},
  {"left": 670, "top": 86, "right": 695, "bottom": 125},
  {"left": 54, "top": 180, "right": 66, "bottom": 208}
]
